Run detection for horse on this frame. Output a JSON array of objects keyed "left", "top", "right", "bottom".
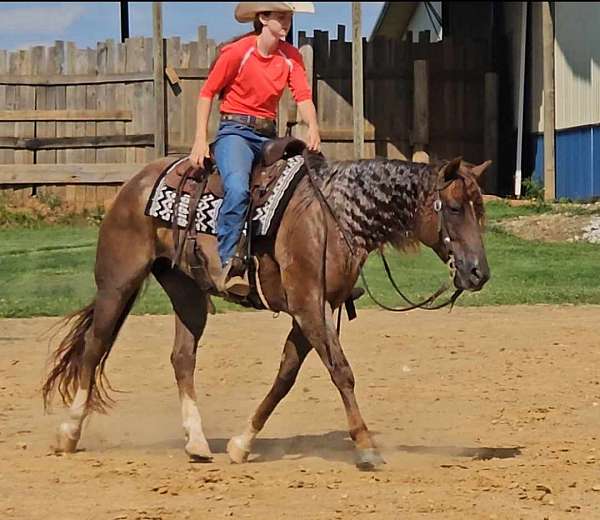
[{"left": 42, "top": 145, "right": 491, "bottom": 470}]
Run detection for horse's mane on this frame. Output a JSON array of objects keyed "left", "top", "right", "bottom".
[
  {"left": 304, "top": 153, "right": 437, "bottom": 251},
  {"left": 303, "top": 152, "right": 484, "bottom": 251}
]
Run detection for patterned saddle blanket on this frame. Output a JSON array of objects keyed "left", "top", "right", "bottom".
[{"left": 145, "top": 148, "right": 306, "bottom": 239}]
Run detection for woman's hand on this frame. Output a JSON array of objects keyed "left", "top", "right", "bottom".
[
  {"left": 189, "top": 138, "right": 210, "bottom": 168},
  {"left": 307, "top": 125, "right": 321, "bottom": 152}
]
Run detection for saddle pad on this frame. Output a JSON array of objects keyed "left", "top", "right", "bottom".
[{"left": 145, "top": 155, "right": 305, "bottom": 238}]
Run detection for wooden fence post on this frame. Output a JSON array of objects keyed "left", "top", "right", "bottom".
[
  {"left": 412, "top": 59, "right": 429, "bottom": 163},
  {"left": 297, "top": 35, "right": 314, "bottom": 142},
  {"left": 153, "top": 2, "right": 166, "bottom": 158},
  {"left": 542, "top": 1, "right": 555, "bottom": 200},
  {"left": 352, "top": 2, "right": 364, "bottom": 159},
  {"left": 484, "top": 72, "right": 498, "bottom": 194}
]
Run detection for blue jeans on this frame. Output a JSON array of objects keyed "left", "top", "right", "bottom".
[{"left": 212, "top": 121, "right": 271, "bottom": 266}]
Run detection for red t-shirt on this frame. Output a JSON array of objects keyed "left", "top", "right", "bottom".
[{"left": 199, "top": 35, "right": 312, "bottom": 120}]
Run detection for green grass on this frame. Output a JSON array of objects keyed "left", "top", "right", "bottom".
[{"left": 1, "top": 206, "right": 599, "bottom": 318}]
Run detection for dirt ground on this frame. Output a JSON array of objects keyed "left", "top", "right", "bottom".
[
  {"left": 1, "top": 307, "right": 600, "bottom": 520},
  {"left": 494, "top": 213, "right": 598, "bottom": 243}
]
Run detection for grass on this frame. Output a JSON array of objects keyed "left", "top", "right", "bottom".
[{"left": 0, "top": 202, "right": 599, "bottom": 318}]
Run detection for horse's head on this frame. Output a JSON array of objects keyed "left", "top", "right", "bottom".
[{"left": 415, "top": 157, "right": 491, "bottom": 292}]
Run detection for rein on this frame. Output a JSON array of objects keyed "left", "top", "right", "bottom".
[
  {"left": 304, "top": 157, "right": 465, "bottom": 329},
  {"left": 357, "top": 178, "right": 464, "bottom": 312}
]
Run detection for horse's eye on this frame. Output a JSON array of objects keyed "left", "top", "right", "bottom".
[{"left": 448, "top": 204, "right": 462, "bottom": 214}]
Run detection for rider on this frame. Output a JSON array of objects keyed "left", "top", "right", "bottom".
[{"left": 189, "top": 2, "right": 321, "bottom": 296}]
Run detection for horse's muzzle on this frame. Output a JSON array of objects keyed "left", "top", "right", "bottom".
[{"left": 454, "top": 260, "right": 490, "bottom": 292}]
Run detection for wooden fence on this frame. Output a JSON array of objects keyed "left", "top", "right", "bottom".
[{"left": 0, "top": 26, "right": 498, "bottom": 208}]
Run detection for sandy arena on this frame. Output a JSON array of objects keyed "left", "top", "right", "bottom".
[{"left": 1, "top": 306, "right": 600, "bottom": 519}]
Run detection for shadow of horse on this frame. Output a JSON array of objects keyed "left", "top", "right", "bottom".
[
  {"left": 396, "top": 444, "right": 523, "bottom": 460},
  {"left": 79, "top": 429, "right": 522, "bottom": 466},
  {"left": 208, "top": 430, "right": 356, "bottom": 464}
]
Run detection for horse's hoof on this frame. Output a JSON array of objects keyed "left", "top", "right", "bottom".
[
  {"left": 54, "top": 425, "right": 79, "bottom": 454},
  {"left": 355, "top": 448, "right": 386, "bottom": 471},
  {"left": 185, "top": 440, "right": 213, "bottom": 463},
  {"left": 227, "top": 436, "right": 250, "bottom": 464}
]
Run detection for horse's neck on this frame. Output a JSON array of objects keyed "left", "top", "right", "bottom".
[{"left": 324, "top": 159, "right": 436, "bottom": 251}]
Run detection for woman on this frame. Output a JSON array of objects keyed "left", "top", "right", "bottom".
[{"left": 189, "top": 2, "right": 321, "bottom": 296}]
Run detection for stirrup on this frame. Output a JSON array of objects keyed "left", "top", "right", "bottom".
[{"left": 216, "top": 258, "right": 250, "bottom": 297}]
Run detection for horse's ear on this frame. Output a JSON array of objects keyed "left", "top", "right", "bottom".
[
  {"left": 471, "top": 159, "right": 492, "bottom": 179},
  {"left": 438, "top": 156, "right": 462, "bottom": 183}
]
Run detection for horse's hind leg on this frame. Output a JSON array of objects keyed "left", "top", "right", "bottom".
[
  {"left": 152, "top": 260, "right": 212, "bottom": 461},
  {"left": 51, "top": 217, "right": 154, "bottom": 453},
  {"left": 227, "top": 321, "right": 312, "bottom": 463},
  {"left": 55, "top": 284, "right": 145, "bottom": 452}
]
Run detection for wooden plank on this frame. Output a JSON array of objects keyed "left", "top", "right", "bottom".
[
  {"left": 0, "top": 68, "right": 209, "bottom": 85},
  {"left": 352, "top": 3, "right": 364, "bottom": 159},
  {"left": 0, "top": 49, "right": 14, "bottom": 167},
  {"left": 412, "top": 60, "right": 429, "bottom": 154},
  {"left": 54, "top": 41, "right": 67, "bottom": 170},
  {"left": 95, "top": 40, "right": 110, "bottom": 205},
  {"left": 64, "top": 41, "right": 77, "bottom": 205},
  {"left": 125, "top": 37, "right": 144, "bottom": 164},
  {"left": 74, "top": 48, "right": 89, "bottom": 210},
  {"left": 35, "top": 44, "right": 61, "bottom": 201},
  {"left": 0, "top": 133, "right": 154, "bottom": 149},
  {"left": 166, "top": 37, "right": 182, "bottom": 153},
  {"left": 295, "top": 39, "right": 314, "bottom": 142},
  {"left": 0, "top": 109, "right": 133, "bottom": 121},
  {"left": 198, "top": 25, "right": 208, "bottom": 68},
  {"left": 153, "top": 2, "right": 166, "bottom": 159},
  {"left": 106, "top": 41, "right": 128, "bottom": 200},
  {"left": 143, "top": 37, "right": 155, "bottom": 162},
  {"left": 14, "top": 48, "right": 35, "bottom": 201},
  {"left": 32, "top": 45, "right": 50, "bottom": 180},
  {"left": 332, "top": 32, "right": 349, "bottom": 160},
  {"left": 542, "top": 1, "right": 555, "bottom": 200},
  {"left": 113, "top": 41, "right": 127, "bottom": 168},
  {"left": 83, "top": 48, "right": 98, "bottom": 207},
  {"left": 483, "top": 72, "right": 498, "bottom": 194},
  {"left": 0, "top": 163, "right": 146, "bottom": 184}
]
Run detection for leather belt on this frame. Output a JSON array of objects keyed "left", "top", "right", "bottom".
[{"left": 221, "top": 113, "right": 277, "bottom": 137}]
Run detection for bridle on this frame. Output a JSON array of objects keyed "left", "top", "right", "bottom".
[
  {"left": 303, "top": 157, "right": 466, "bottom": 320},
  {"left": 358, "top": 177, "right": 463, "bottom": 313}
]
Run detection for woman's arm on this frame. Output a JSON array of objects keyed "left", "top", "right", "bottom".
[
  {"left": 297, "top": 99, "right": 321, "bottom": 151},
  {"left": 189, "top": 97, "right": 213, "bottom": 167}
]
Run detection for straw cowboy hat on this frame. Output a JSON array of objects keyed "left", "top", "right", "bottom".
[{"left": 234, "top": 2, "right": 315, "bottom": 23}]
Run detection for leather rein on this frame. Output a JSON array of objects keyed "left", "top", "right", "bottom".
[
  {"left": 359, "top": 179, "right": 464, "bottom": 313},
  {"left": 304, "top": 161, "right": 464, "bottom": 313}
]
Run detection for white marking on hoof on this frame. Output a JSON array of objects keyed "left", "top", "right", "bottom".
[
  {"left": 180, "top": 395, "right": 212, "bottom": 460},
  {"left": 185, "top": 438, "right": 213, "bottom": 462},
  {"left": 227, "top": 436, "right": 250, "bottom": 464},
  {"left": 55, "top": 423, "right": 80, "bottom": 453},
  {"left": 54, "top": 388, "right": 88, "bottom": 453}
]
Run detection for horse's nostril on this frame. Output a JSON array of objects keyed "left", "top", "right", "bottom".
[{"left": 471, "top": 267, "right": 482, "bottom": 281}]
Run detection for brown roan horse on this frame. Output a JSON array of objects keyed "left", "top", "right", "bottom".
[{"left": 43, "top": 147, "right": 491, "bottom": 470}]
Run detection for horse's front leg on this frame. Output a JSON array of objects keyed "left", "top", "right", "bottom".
[
  {"left": 295, "top": 304, "right": 385, "bottom": 470},
  {"left": 227, "top": 321, "right": 312, "bottom": 463}
]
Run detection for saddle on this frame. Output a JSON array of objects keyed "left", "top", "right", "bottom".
[
  {"left": 163, "top": 135, "right": 308, "bottom": 300},
  {"left": 164, "top": 135, "right": 306, "bottom": 211}
]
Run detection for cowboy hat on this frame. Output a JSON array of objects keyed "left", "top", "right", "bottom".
[{"left": 234, "top": 2, "right": 315, "bottom": 23}]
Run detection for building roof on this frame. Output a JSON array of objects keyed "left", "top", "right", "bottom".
[{"left": 369, "top": 1, "right": 418, "bottom": 41}]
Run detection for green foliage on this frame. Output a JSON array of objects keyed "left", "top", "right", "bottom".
[
  {"left": 0, "top": 194, "right": 106, "bottom": 229},
  {"left": 1, "top": 212, "right": 599, "bottom": 318},
  {"left": 521, "top": 177, "right": 545, "bottom": 201}
]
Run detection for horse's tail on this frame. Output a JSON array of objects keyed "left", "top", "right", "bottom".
[
  {"left": 42, "top": 301, "right": 95, "bottom": 412},
  {"left": 42, "top": 288, "right": 139, "bottom": 414}
]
